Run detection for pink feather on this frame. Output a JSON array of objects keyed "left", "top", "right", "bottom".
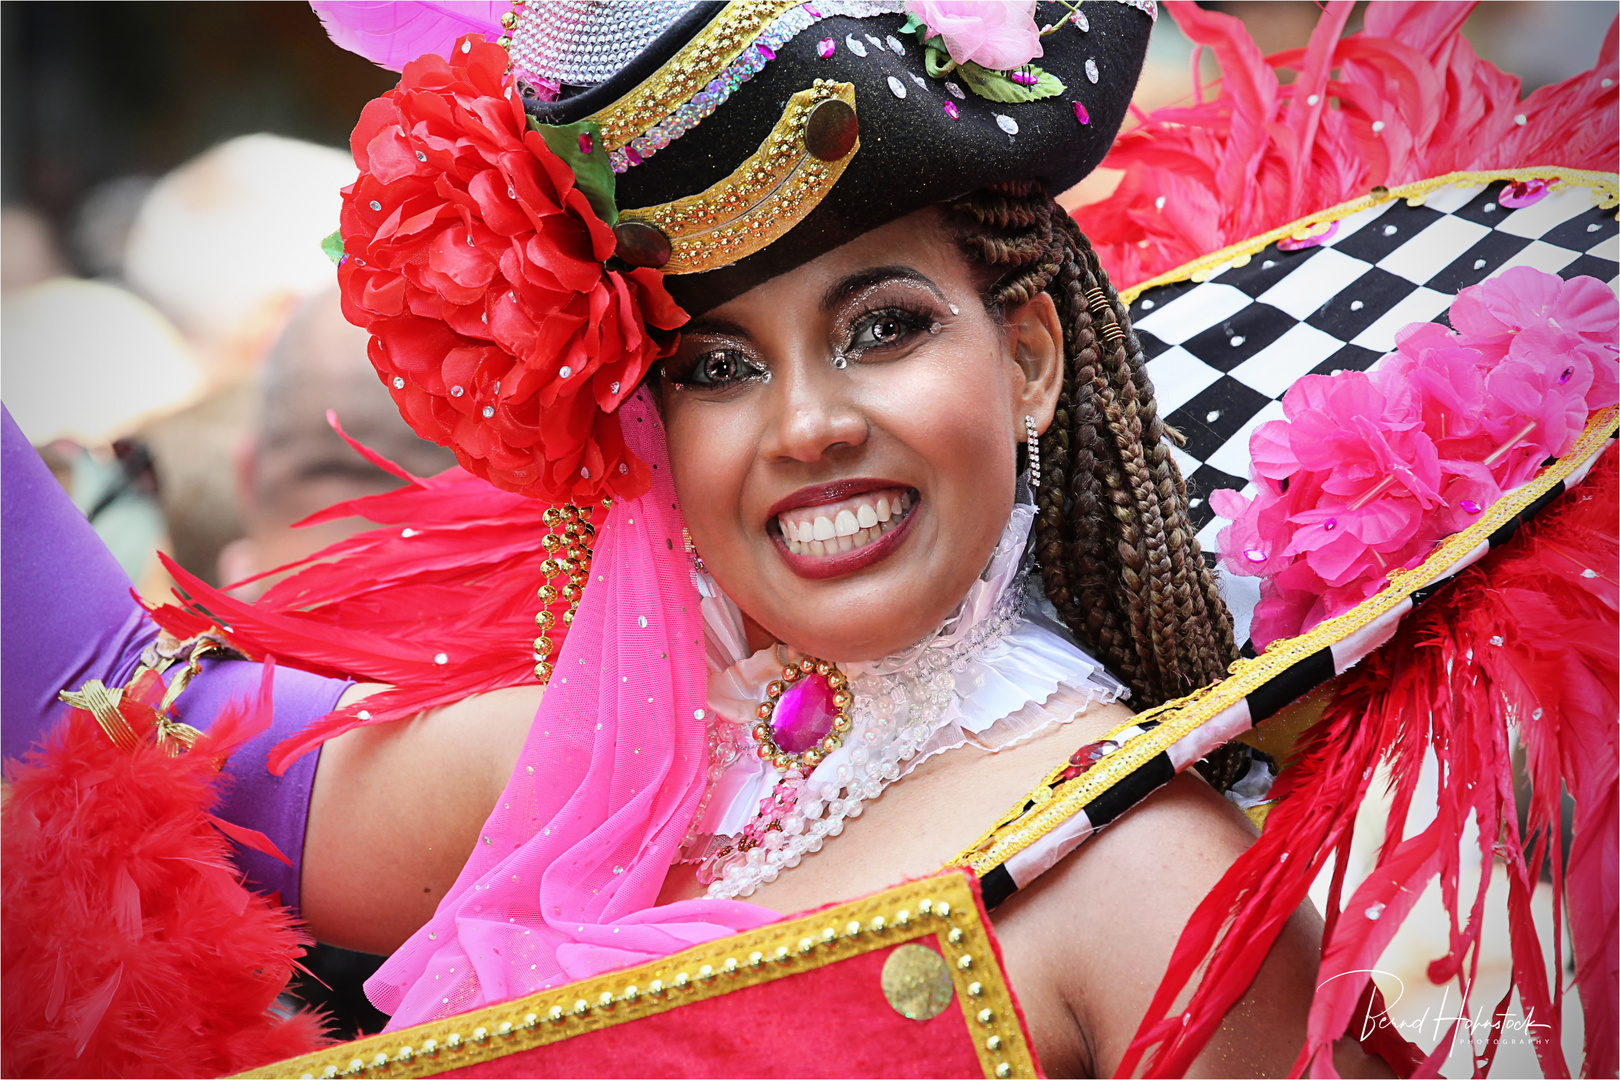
[
  {"left": 310, "top": 1, "right": 506, "bottom": 71},
  {"left": 143, "top": 416, "right": 606, "bottom": 776}
]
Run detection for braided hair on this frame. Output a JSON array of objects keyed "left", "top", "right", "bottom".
[{"left": 948, "top": 182, "right": 1247, "bottom": 787}]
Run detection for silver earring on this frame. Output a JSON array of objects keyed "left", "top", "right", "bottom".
[{"left": 1024, "top": 415, "right": 1041, "bottom": 490}]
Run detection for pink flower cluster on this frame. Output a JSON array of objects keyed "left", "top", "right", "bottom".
[{"left": 1214, "top": 267, "right": 1618, "bottom": 648}]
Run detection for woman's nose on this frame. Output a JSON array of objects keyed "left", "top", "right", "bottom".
[{"left": 759, "top": 359, "right": 868, "bottom": 465}]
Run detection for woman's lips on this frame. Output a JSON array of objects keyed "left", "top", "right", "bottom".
[{"left": 770, "top": 487, "right": 918, "bottom": 580}]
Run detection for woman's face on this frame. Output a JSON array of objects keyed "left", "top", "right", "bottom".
[{"left": 659, "top": 208, "right": 1063, "bottom": 661}]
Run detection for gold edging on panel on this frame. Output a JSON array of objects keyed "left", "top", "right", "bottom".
[
  {"left": 235, "top": 873, "right": 1035, "bottom": 1080},
  {"left": 950, "top": 408, "right": 1619, "bottom": 877},
  {"left": 587, "top": 0, "right": 802, "bottom": 151},
  {"left": 1116, "top": 167, "right": 1619, "bottom": 303},
  {"left": 617, "top": 81, "right": 857, "bottom": 275}
]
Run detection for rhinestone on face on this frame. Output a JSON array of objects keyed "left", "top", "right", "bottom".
[
  {"left": 886, "top": 75, "right": 907, "bottom": 99},
  {"left": 1085, "top": 57, "right": 1099, "bottom": 83},
  {"left": 995, "top": 114, "right": 1019, "bottom": 136},
  {"left": 845, "top": 34, "right": 867, "bottom": 57},
  {"left": 369, "top": 200, "right": 382, "bottom": 211},
  {"left": 392, "top": 377, "right": 405, "bottom": 389}
]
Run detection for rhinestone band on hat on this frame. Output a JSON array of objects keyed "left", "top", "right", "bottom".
[{"left": 508, "top": 0, "right": 704, "bottom": 87}]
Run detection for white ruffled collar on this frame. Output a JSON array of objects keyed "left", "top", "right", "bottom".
[{"left": 684, "top": 504, "right": 1127, "bottom": 896}]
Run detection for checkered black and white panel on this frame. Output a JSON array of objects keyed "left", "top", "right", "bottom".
[{"left": 1126, "top": 177, "right": 1620, "bottom": 649}]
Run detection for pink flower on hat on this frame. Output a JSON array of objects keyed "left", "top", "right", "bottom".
[{"left": 903, "top": 0, "right": 1043, "bottom": 70}]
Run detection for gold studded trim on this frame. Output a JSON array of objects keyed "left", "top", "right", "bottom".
[
  {"left": 587, "top": 0, "right": 801, "bottom": 151},
  {"left": 616, "top": 80, "right": 858, "bottom": 275},
  {"left": 949, "top": 408, "right": 1619, "bottom": 878},
  {"left": 234, "top": 872, "right": 1035, "bottom": 1080},
  {"left": 1117, "top": 166, "right": 1619, "bottom": 303}
]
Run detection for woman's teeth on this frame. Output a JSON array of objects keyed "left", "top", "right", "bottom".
[{"left": 777, "top": 490, "right": 912, "bottom": 557}]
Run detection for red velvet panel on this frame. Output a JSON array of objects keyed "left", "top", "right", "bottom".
[{"left": 436, "top": 942, "right": 985, "bottom": 1079}]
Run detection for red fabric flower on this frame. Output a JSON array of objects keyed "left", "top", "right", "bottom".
[{"left": 336, "top": 35, "right": 686, "bottom": 502}]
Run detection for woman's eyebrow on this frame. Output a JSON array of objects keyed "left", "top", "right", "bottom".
[
  {"left": 681, "top": 315, "right": 752, "bottom": 340},
  {"left": 820, "top": 266, "right": 945, "bottom": 312}
]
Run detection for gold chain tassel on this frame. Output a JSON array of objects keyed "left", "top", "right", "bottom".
[{"left": 531, "top": 499, "right": 609, "bottom": 682}]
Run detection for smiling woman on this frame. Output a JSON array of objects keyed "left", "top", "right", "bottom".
[{"left": 4, "top": 1, "right": 1616, "bottom": 1078}]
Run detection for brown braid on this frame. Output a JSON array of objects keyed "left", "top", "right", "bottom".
[{"left": 947, "top": 182, "right": 1246, "bottom": 788}]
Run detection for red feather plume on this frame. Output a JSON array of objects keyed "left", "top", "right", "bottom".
[
  {"left": 1076, "top": 0, "right": 1620, "bottom": 288},
  {"left": 1, "top": 662, "right": 330, "bottom": 1078},
  {"left": 1117, "top": 446, "right": 1618, "bottom": 1078},
  {"left": 145, "top": 415, "right": 601, "bottom": 774}
]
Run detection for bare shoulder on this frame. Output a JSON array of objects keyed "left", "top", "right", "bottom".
[
  {"left": 992, "top": 774, "right": 1392, "bottom": 1078},
  {"left": 302, "top": 682, "right": 543, "bottom": 953}
]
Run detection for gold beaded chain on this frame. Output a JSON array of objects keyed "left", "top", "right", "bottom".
[
  {"left": 531, "top": 500, "right": 608, "bottom": 683},
  {"left": 497, "top": 5, "right": 519, "bottom": 50}
]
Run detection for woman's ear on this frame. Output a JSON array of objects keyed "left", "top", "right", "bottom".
[{"left": 1004, "top": 291, "right": 1065, "bottom": 435}]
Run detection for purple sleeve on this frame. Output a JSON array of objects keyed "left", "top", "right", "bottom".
[{"left": 2, "top": 404, "right": 348, "bottom": 914}]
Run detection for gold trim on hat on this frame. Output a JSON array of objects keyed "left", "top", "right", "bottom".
[
  {"left": 233, "top": 872, "right": 1035, "bottom": 1080},
  {"left": 616, "top": 80, "right": 859, "bottom": 275},
  {"left": 1117, "top": 166, "right": 1619, "bottom": 303},
  {"left": 587, "top": 0, "right": 801, "bottom": 152}
]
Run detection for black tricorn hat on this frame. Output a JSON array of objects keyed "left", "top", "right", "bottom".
[{"left": 518, "top": 1, "right": 1154, "bottom": 313}]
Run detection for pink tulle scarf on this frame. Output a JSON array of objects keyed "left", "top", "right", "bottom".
[{"left": 365, "top": 390, "right": 778, "bottom": 1028}]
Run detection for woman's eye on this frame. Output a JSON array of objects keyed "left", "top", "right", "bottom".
[
  {"left": 849, "top": 309, "right": 926, "bottom": 353},
  {"left": 687, "top": 349, "right": 761, "bottom": 387}
]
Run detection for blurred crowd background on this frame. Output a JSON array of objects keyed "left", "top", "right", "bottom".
[{"left": 1, "top": 0, "right": 1611, "bottom": 1067}]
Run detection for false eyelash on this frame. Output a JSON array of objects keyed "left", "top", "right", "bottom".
[{"left": 664, "top": 347, "right": 768, "bottom": 391}]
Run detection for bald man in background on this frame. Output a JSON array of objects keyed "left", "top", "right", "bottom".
[{"left": 218, "top": 288, "right": 455, "bottom": 597}]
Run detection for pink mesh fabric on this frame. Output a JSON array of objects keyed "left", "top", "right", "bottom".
[{"left": 366, "top": 389, "right": 778, "bottom": 1028}]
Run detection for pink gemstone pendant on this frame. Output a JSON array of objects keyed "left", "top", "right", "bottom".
[{"left": 753, "top": 657, "right": 853, "bottom": 772}]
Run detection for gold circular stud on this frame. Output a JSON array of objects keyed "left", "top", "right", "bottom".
[
  {"left": 612, "top": 221, "right": 672, "bottom": 268},
  {"left": 881, "top": 943, "right": 955, "bottom": 1021},
  {"left": 803, "top": 97, "right": 858, "bottom": 161}
]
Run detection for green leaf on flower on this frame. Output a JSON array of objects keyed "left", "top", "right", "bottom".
[
  {"left": 899, "top": 11, "right": 927, "bottom": 38},
  {"left": 922, "top": 37, "right": 957, "bottom": 78},
  {"left": 321, "top": 228, "right": 345, "bottom": 266},
  {"left": 529, "top": 118, "right": 618, "bottom": 227},
  {"left": 955, "top": 61, "right": 1065, "bottom": 103}
]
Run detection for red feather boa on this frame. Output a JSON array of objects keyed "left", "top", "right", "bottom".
[
  {"left": 1119, "top": 446, "right": 1618, "bottom": 1078},
  {"left": 1, "top": 663, "right": 329, "bottom": 1078}
]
